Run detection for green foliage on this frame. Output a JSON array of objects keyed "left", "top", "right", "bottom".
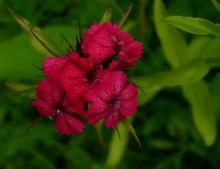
[
  {"left": 166, "top": 16, "right": 220, "bottom": 37},
  {"left": 211, "top": 0, "right": 220, "bottom": 12},
  {"left": 133, "top": 60, "right": 209, "bottom": 91},
  {"left": 0, "top": 25, "right": 76, "bottom": 80},
  {"left": 183, "top": 81, "right": 217, "bottom": 146},
  {"left": 0, "top": 33, "right": 43, "bottom": 80},
  {"left": 153, "top": 0, "right": 217, "bottom": 146},
  {"left": 1, "top": 0, "right": 220, "bottom": 169},
  {"left": 153, "top": 0, "right": 187, "bottom": 68}
]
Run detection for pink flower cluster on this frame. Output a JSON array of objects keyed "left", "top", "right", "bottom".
[{"left": 33, "top": 22, "right": 143, "bottom": 135}]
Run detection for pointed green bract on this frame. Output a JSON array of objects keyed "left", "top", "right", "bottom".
[
  {"left": 101, "top": 8, "right": 112, "bottom": 23},
  {"left": 118, "top": 4, "right": 133, "bottom": 27},
  {"left": 166, "top": 16, "right": 220, "bottom": 37},
  {"left": 106, "top": 123, "right": 129, "bottom": 167},
  {"left": 122, "top": 119, "right": 142, "bottom": 150},
  {"left": 7, "top": 7, "right": 65, "bottom": 56},
  {"left": 95, "top": 120, "right": 105, "bottom": 147}
]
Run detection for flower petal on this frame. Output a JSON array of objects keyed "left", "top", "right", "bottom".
[
  {"left": 62, "top": 94, "right": 85, "bottom": 115},
  {"left": 43, "top": 56, "right": 70, "bottom": 79},
  {"left": 83, "top": 22, "right": 100, "bottom": 43},
  {"left": 118, "top": 41, "right": 143, "bottom": 67},
  {"left": 86, "top": 30, "right": 115, "bottom": 64},
  {"left": 102, "top": 71, "right": 128, "bottom": 96},
  {"left": 118, "top": 84, "right": 137, "bottom": 101},
  {"left": 105, "top": 110, "right": 124, "bottom": 128},
  {"left": 119, "top": 97, "right": 138, "bottom": 117},
  {"left": 60, "top": 63, "right": 88, "bottom": 98},
  {"left": 85, "top": 91, "right": 108, "bottom": 124},
  {"left": 69, "top": 52, "right": 92, "bottom": 72},
  {"left": 55, "top": 113, "right": 85, "bottom": 135},
  {"left": 36, "top": 80, "right": 64, "bottom": 104},
  {"left": 82, "top": 22, "right": 120, "bottom": 64},
  {"left": 32, "top": 100, "right": 55, "bottom": 117}
]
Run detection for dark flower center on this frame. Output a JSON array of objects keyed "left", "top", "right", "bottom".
[
  {"left": 55, "top": 105, "right": 64, "bottom": 115},
  {"left": 86, "top": 69, "right": 97, "bottom": 84},
  {"left": 109, "top": 98, "right": 120, "bottom": 110}
]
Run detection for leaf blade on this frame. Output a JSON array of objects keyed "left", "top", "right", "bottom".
[
  {"left": 183, "top": 81, "right": 217, "bottom": 146},
  {"left": 132, "top": 60, "right": 210, "bottom": 92},
  {"left": 211, "top": 0, "right": 220, "bottom": 12},
  {"left": 153, "top": 0, "right": 187, "bottom": 68},
  {"left": 166, "top": 16, "right": 220, "bottom": 37},
  {"left": 7, "top": 7, "right": 65, "bottom": 56}
]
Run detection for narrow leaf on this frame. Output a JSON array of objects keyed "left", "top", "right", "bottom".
[
  {"left": 106, "top": 123, "right": 129, "bottom": 167},
  {"left": 118, "top": 4, "right": 133, "bottom": 27},
  {"left": 5, "top": 82, "right": 36, "bottom": 92},
  {"left": 28, "top": 25, "right": 58, "bottom": 56},
  {"left": 95, "top": 120, "right": 105, "bottom": 147},
  {"left": 211, "top": 0, "right": 220, "bottom": 12},
  {"left": 153, "top": 0, "right": 187, "bottom": 68},
  {"left": 183, "top": 81, "right": 217, "bottom": 146},
  {"left": 100, "top": 8, "right": 112, "bottom": 23},
  {"left": 16, "top": 117, "right": 42, "bottom": 137},
  {"left": 122, "top": 119, "right": 142, "bottom": 150},
  {"left": 132, "top": 60, "right": 210, "bottom": 92},
  {"left": 166, "top": 16, "right": 220, "bottom": 37},
  {"left": 7, "top": 7, "right": 64, "bottom": 56}
]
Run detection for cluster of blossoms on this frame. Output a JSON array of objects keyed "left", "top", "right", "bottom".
[{"left": 32, "top": 22, "right": 143, "bottom": 135}]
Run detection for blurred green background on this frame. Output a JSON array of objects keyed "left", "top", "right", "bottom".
[{"left": 0, "top": 0, "right": 220, "bottom": 169}]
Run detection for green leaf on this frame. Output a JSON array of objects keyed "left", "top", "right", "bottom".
[
  {"left": 201, "top": 38, "right": 220, "bottom": 67},
  {"left": 183, "top": 81, "right": 217, "bottom": 146},
  {"left": 153, "top": 0, "right": 187, "bottom": 68},
  {"left": 211, "top": 0, "right": 220, "bottom": 12},
  {"left": 5, "top": 82, "right": 35, "bottom": 92},
  {"left": 0, "top": 33, "right": 43, "bottom": 80},
  {"left": 148, "top": 138, "right": 177, "bottom": 150},
  {"left": 166, "top": 16, "right": 220, "bottom": 37},
  {"left": 100, "top": 8, "right": 112, "bottom": 23},
  {"left": 118, "top": 4, "right": 133, "bottom": 27},
  {"left": 32, "top": 25, "right": 77, "bottom": 56},
  {"left": 95, "top": 120, "right": 105, "bottom": 147},
  {"left": 7, "top": 7, "right": 65, "bottom": 56},
  {"left": 0, "top": 25, "right": 76, "bottom": 80},
  {"left": 138, "top": 89, "right": 160, "bottom": 106},
  {"left": 122, "top": 119, "right": 142, "bottom": 150},
  {"left": 106, "top": 123, "right": 129, "bottom": 167},
  {"left": 186, "top": 37, "right": 212, "bottom": 63},
  {"left": 132, "top": 60, "right": 210, "bottom": 92}
]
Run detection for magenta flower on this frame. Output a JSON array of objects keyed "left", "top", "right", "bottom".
[
  {"left": 82, "top": 22, "right": 143, "bottom": 69},
  {"left": 32, "top": 21, "right": 143, "bottom": 134},
  {"left": 43, "top": 56, "right": 70, "bottom": 79},
  {"left": 32, "top": 80, "right": 85, "bottom": 135},
  {"left": 60, "top": 52, "right": 105, "bottom": 100},
  {"left": 85, "top": 71, "right": 138, "bottom": 128}
]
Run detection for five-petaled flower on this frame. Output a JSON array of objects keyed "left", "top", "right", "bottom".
[
  {"left": 32, "top": 80, "right": 85, "bottom": 135},
  {"left": 85, "top": 71, "right": 138, "bottom": 128},
  {"left": 82, "top": 22, "right": 143, "bottom": 69}
]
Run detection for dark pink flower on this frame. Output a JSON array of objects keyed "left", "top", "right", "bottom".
[
  {"left": 60, "top": 52, "right": 105, "bottom": 100},
  {"left": 85, "top": 71, "right": 138, "bottom": 128},
  {"left": 32, "top": 79, "right": 85, "bottom": 135},
  {"left": 43, "top": 56, "right": 70, "bottom": 79},
  {"left": 82, "top": 22, "right": 143, "bottom": 69}
]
